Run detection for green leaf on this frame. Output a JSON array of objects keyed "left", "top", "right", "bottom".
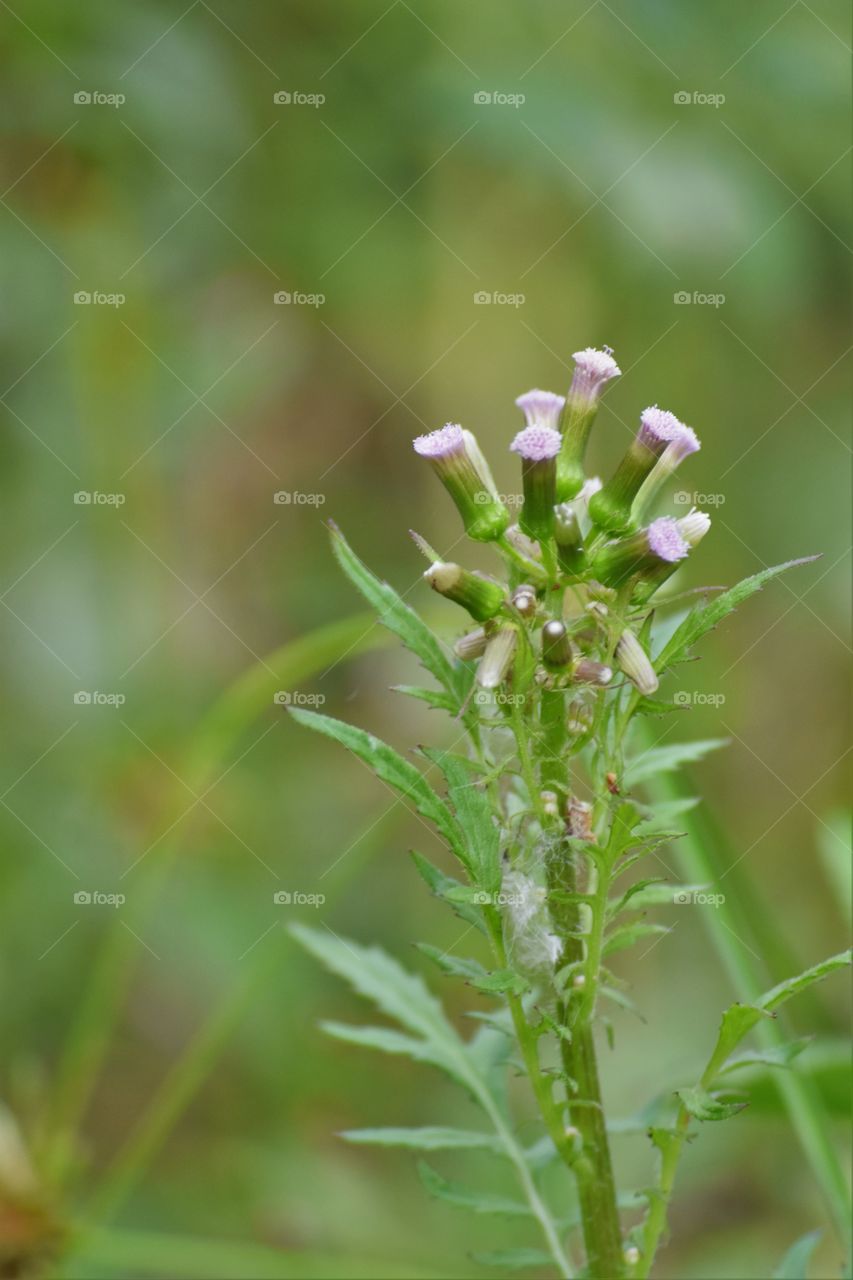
[
  {"left": 410, "top": 851, "right": 487, "bottom": 934},
  {"left": 756, "top": 950, "right": 852, "bottom": 1013},
  {"left": 624, "top": 738, "right": 728, "bottom": 787},
  {"left": 417, "top": 1161, "right": 532, "bottom": 1216},
  {"left": 470, "top": 1249, "right": 554, "bottom": 1270},
  {"left": 817, "top": 810, "right": 852, "bottom": 927},
  {"left": 392, "top": 685, "right": 459, "bottom": 713},
  {"left": 288, "top": 711, "right": 469, "bottom": 872},
  {"left": 603, "top": 922, "right": 671, "bottom": 957},
  {"left": 417, "top": 945, "right": 528, "bottom": 997},
  {"left": 703, "top": 1003, "right": 775, "bottom": 1080},
  {"left": 634, "top": 796, "right": 699, "bottom": 836},
  {"left": 654, "top": 557, "right": 819, "bottom": 671},
  {"left": 341, "top": 1127, "right": 502, "bottom": 1153},
  {"left": 330, "top": 523, "right": 459, "bottom": 695},
  {"left": 773, "top": 1229, "right": 822, "bottom": 1279},
  {"left": 321, "top": 1022, "right": 460, "bottom": 1075},
  {"left": 422, "top": 748, "right": 501, "bottom": 895},
  {"left": 678, "top": 1085, "right": 747, "bottom": 1121},
  {"left": 718, "top": 1038, "right": 811, "bottom": 1075}
]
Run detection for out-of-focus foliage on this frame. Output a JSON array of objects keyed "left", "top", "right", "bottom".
[{"left": 0, "top": 2, "right": 849, "bottom": 1277}]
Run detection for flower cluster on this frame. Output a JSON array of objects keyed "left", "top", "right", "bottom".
[{"left": 413, "top": 345, "right": 708, "bottom": 701}]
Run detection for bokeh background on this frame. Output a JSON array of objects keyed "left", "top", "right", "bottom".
[{"left": 0, "top": 2, "right": 850, "bottom": 1277}]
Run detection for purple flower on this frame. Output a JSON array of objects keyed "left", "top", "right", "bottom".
[
  {"left": 638, "top": 406, "right": 690, "bottom": 455},
  {"left": 412, "top": 423, "right": 509, "bottom": 542},
  {"left": 515, "top": 389, "right": 566, "bottom": 433},
  {"left": 511, "top": 424, "right": 562, "bottom": 462},
  {"left": 570, "top": 347, "right": 621, "bottom": 402},
  {"left": 647, "top": 516, "right": 689, "bottom": 563},
  {"left": 413, "top": 422, "right": 466, "bottom": 459}
]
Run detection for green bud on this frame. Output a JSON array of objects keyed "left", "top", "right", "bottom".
[
  {"left": 541, "top": 620, "right": 574, "bottom": 670},
  {"left": 553, "top": 503, "right": 585, "bottom": 574},
  {"left": 511, "top": 425, "right": 561, "bottom": 544},
  {"left": 425, "top": 562, "right": 505, "bottom": 622},
  {"left": 413, "top": 424, "right": 509, "bottom": 542}
]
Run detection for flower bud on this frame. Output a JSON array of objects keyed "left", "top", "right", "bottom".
[
  {"left": 590, "top": 516, "right": 689, "bottom": 588},
  {"left": 589, "top": 407, "right": 690, "bottom": 534},
  {"left": 633, "top": 510, "right": 711, "bottom": 603},
  {"left": 677, "top": 508, "right": 711, "bottom": 547},
  {"left": 511, "top": 424, "right": 561, "bottom": 543},
  {"left": 425, "top": 562, "right": 505, "bottom": 622},
  {"left": 477, "top": 626, "right": 518, "bottom": 690},
  {"left": 573, "top": 659, "right": 613, "bottom": 686},
  {"left": 615, "top": 629, "right": 659, "bottom": 695},
  {"left": 515, "top": 389, "right": 566, "bottom": 433},
  {"left": 511, "top": 583, "right": 538, "bottom": 617},
  {"left": 557, "top": 347, "right": 621, "bottom": 500},
  {"left": 454, "top": 627, "right": 488, "bottom": 660},
  {"left": 554, "top": 503, "right": 584, "bottom": 574},
  {"left": 541, "top": 619, "right": 574, "bottom": 670},
  {"left": 413, "top": 424, "right": 509, "bottom": 542},
  {"left": 632, "top": 424, "right": 700, "bottom": 523}
]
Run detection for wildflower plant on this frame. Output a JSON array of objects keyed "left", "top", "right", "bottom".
[{"left": 291, "top": 344, "right": 851, "bottom": 1278}]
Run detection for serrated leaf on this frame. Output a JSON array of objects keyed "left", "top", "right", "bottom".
[
  {"left": 410, "top": 851, "right": 486, "bottom": 934},
  {"left": 624, "top": 738, "right": 728, "bottom": 787},
  {"left": 321, "top": 1022, "right": 455, "bottom": 1073},
  {"left": 773, "top": 1229, "right": 822, "bottom": 1279},
  {"left": 654, "top": 557, "right": 819, "bottom": 671},
  {"left": 288, "top": 710, "right": 470, "bottom": 872},
  {"left": 330, "top": 523, "right": 458, "bottom": 695},
  {"left": 603, "top": 922, "right": 671, "bottom": 957},
  {"left": 703, "top": 1003, "right": 774, "bottom": 1080},
  {"left": 718, "top": 1038, "right": 811, "bottom": 1075},
  {"left": 392, "top": 685, "right": 458, "bottom": 713},
  {"left": 417, "top": 1161, "right": 532, "bottom": 1216},
  {"left": 471, "top": 1249, "right": 554, "bottom": 1270},
  {"left": 417, "top": 945, "right": 528, "bottom": 997},
  {"left": 678, "top": 1085, "right": 747, "bottom": 1121},
  {"left": 422, "top": 747, "right": 501, "bottom": 895},
  {"left": 341, "top": 1126, "right": 502, "bottom": 1152},
  {"left": 756, "top": 950, "right": 851, "bottom": 1012}
]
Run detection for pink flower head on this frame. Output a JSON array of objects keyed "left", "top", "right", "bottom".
[
  {"left": 570, "top": 346, "right": 621, "bottom": 401},
  {"left": 511, "top": 424, "right": 562, "bottom": 462},
  {"left": 413, "top": 422, "right": 465, "bottom": 458},
  {"left": 515, "top": 389, "right": 566, "bottom": 432},
  {"left": 638, "top": 406, "right": 688, "bottom": 452},
  {"left": 647, "top": 516, "right": 689, "bottom": 563}
]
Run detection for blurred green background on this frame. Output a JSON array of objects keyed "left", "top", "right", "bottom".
[{"left": 0, "top": 2, "right": 849, "bottom": 1277}]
